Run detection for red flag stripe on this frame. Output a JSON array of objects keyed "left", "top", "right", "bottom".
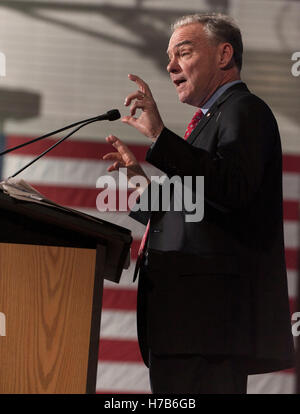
[
  {"left": 17, "top": 184, "right": 300, "bottom": 222},
  {"left": 6, "top": 135, "right": 300, "bottom": 172},
  {"left": 6, "top": 135, "right": 149, "bottom": 162},
  {"left": 102, "top": 288, "right": 137, "bottom": 311},
  {"left": 98, "top": 339, "right": 142, "bottom": 362},
  {"left": 130, "top": 240, "right": 299, "bottom": 271},
  {"left": 97, "top": 338, "right": 296, "bottom": 375},
  {"left": 32, "top": 184, "right": 137, "bottom": 209},
  {"left": 285, "top": 248, "right": 299, "bottom": 271},
  {"left": 98, "top": 338, "right": 297, "bottom": 373},
  {"left": 283, "top": 200, "right": 299, "bottom": 221},
  {"left": 289, "top": 297, "right": 298, "bottom": 315},
  {"left": 101, "top": 287, "right": 297, "bottom": 314},
  {"left": 131, "top": 240, "right": 140, "bottom": 259},
  {"left": 283, "top": 154, "right": 300, "bottom": 173},
  {"left": 282, "top": 368, "right": 296, "bottom": 374}
]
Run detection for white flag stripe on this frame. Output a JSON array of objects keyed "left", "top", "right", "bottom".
[
  {"left": 284, "top": 221, "right": 299, "bottom": 249},
  {"left": 283, "top": 173, "right": 300, "bottom": 200},
  {"left": 96, "top": 362, "right": 151, "bottom": 393},
  {"left": 101, "top": 310, "right": 137, "bottom": 340},
  {"left": 3, "top": 156, "right": 114, "bottom": 186},
  {"left": 247, "top": 372, "right": 296, "bottom": 394},
  {"left": 104, "top": 261, "right": 138, "bottom": 289},
  {"left": 96, "top": 362, "right": 295, "bottom": 394},
  {"left": 287, "top": 270, "right": 298, "bottom": 299},
  {"left": 3, "top": 155, "right": 161, "bottom": 188},
  {"left": 4, "top": 155, "right": 299, "bottom": 201}
]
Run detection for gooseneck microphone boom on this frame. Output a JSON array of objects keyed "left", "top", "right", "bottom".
[
  {"left": 101, "top": 109, "right": 121, "bottom": 121},
  {"left": 0, "top": 109, "right": 121, "bottom": 157},
  {"left": 3, "top": 109, "right": 121, "bottom": 178}
]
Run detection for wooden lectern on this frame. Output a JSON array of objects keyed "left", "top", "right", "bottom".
[{"left": 0, "top": 191, "right": 132, "bottom": 394}]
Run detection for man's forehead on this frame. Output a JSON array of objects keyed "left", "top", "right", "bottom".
[
  {"left": 167, "top": 40, "right": 193, "bottom": 55},
  {"left": 167, "top": 24, "right": 206, "bottom": 54}
]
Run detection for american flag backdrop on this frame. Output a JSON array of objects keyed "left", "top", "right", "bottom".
[
  {"left": 1, "top": 134, "right": 299, "bottom": 394},
  {"left": 0, "top": 0, "right": 299, "bottom": 394}
]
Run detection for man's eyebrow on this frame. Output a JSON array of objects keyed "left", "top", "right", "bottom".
[
  {"left": 175, "top": 40, "right": 193, "bottom": 48},
  {"left": 167, "top": 40, "right": 193, "bottom": 56}
]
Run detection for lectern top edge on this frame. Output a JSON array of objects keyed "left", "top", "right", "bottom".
[
  {"left": 0, "top": 191, "right": 132, "bottom": 283},
  {"left": 0, "top": 190, "right": 131, "bottom": 240}
]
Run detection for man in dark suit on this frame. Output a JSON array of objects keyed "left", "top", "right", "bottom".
[{"left": 103, "top": 13, "right": 295, "bottom": 393}]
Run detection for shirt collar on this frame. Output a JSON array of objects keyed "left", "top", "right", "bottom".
[{"left": 201, "top": 80, "right": 243, "bottom": 114}]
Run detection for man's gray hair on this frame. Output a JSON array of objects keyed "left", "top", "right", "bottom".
[{"left": 172, "top": 13, "right": 243, "bottom": 71}]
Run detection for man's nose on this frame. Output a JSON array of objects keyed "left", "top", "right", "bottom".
[{"left": 167, "top": 58, "right": 181, "bottom": 73}]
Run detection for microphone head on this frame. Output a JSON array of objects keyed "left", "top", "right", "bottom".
[{"left": 106, "top": 109, "right": 121, "bottom": 121}]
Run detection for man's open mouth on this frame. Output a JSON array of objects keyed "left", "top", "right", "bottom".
[{"left": 174, "top": 78, "right": 187, "bottom": 87}]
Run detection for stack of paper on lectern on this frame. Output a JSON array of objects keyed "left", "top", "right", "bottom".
[
  {"left": 0, "top": 178, "right": 64, "bottom": 208},
  {"left": 0, "top": 177, "right": 96, "bottom": 219}
]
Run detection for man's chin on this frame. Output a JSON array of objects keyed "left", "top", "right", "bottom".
[
  {"left": 179, "top": 95, "right": 192, "bottom": 105},
  {"left": 178, "top": 92, "right": 199, "bottom": 107},
  {"left": 178, "top": 92, "right": 189, "bottom": 104}
]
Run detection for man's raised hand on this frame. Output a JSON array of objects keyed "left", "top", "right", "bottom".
[{"left": 122, "top": 74, "right": 164, "bottom": 141}]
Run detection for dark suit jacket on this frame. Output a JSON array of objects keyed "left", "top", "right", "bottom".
[{"left": 130, "top": 82, "right": 295, "bottom": 375}]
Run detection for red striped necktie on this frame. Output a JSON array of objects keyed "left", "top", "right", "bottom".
[
  {"left": 138, "top": 221, "right": 149, "bottom": 257},
  {"left": 184, "top": 108, "right": 203, "bottom": 140},
  {"left": 134, "top": 108, "right": 204, "bottom": 280},
  {"left": 133, "top": 220, "right": 150, "bottom": 281}
]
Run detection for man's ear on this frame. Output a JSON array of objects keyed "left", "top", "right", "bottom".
[{"left": 218, "top": 42, "right": 235, "bottom": 69}]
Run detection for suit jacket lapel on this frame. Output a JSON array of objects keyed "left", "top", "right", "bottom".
[
  {"left": 186, "top": 104, "right": 219, "bottom": 145},
  {"left": 187, "top": 82, "right": 249, "bottom": 146}
]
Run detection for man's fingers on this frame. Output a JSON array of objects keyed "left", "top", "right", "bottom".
[
  {"left": 107, "top": 161, "right": 122, "bottom": 172},
  {"left": 128, "top": 73, "right": 151, "bottom": 95},
  {"left": 124, "top": 90, "right": 145, "bottom": 107},
  {"left": 123, "top": 74, "right": 154, "bottom": 116},
  {"left": 105, "top": 134, "right": 119, "bottom": 144},
  {"left": 105, "top": 134, "right": 137, "bottom": 163},
  {"left": 129, "top": 100, "right": 146, "bottom": 117},
  {"left": 121, "top": 115, "right": 138, "bottom": 128},
  {"left": 106, "top": 135, "right": 128, "bottom": 154},
  {"left": 102, "top": 152, "right": 122, "bottom": 162}
]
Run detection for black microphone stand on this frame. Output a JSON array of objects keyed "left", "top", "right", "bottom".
[
  {"left": 9, "top": 119, "right": 98, "bottom": 178},
  {"left": 0, "top": 109, "right": 120, "bottom": 157}
]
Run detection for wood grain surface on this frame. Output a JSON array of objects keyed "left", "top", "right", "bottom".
[{"left": 0, "top": 242, "right": 97, "bottom": 393}]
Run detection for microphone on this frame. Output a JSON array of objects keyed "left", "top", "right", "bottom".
[
  {"left": 7, "top": 110, "right": 121, "bottom": 178},
  {"left": 96, "top": 109, "right": 121, "bottom": 121},
  {"left": 0, "top": 109, "right": 121, "bottom": 156}
]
